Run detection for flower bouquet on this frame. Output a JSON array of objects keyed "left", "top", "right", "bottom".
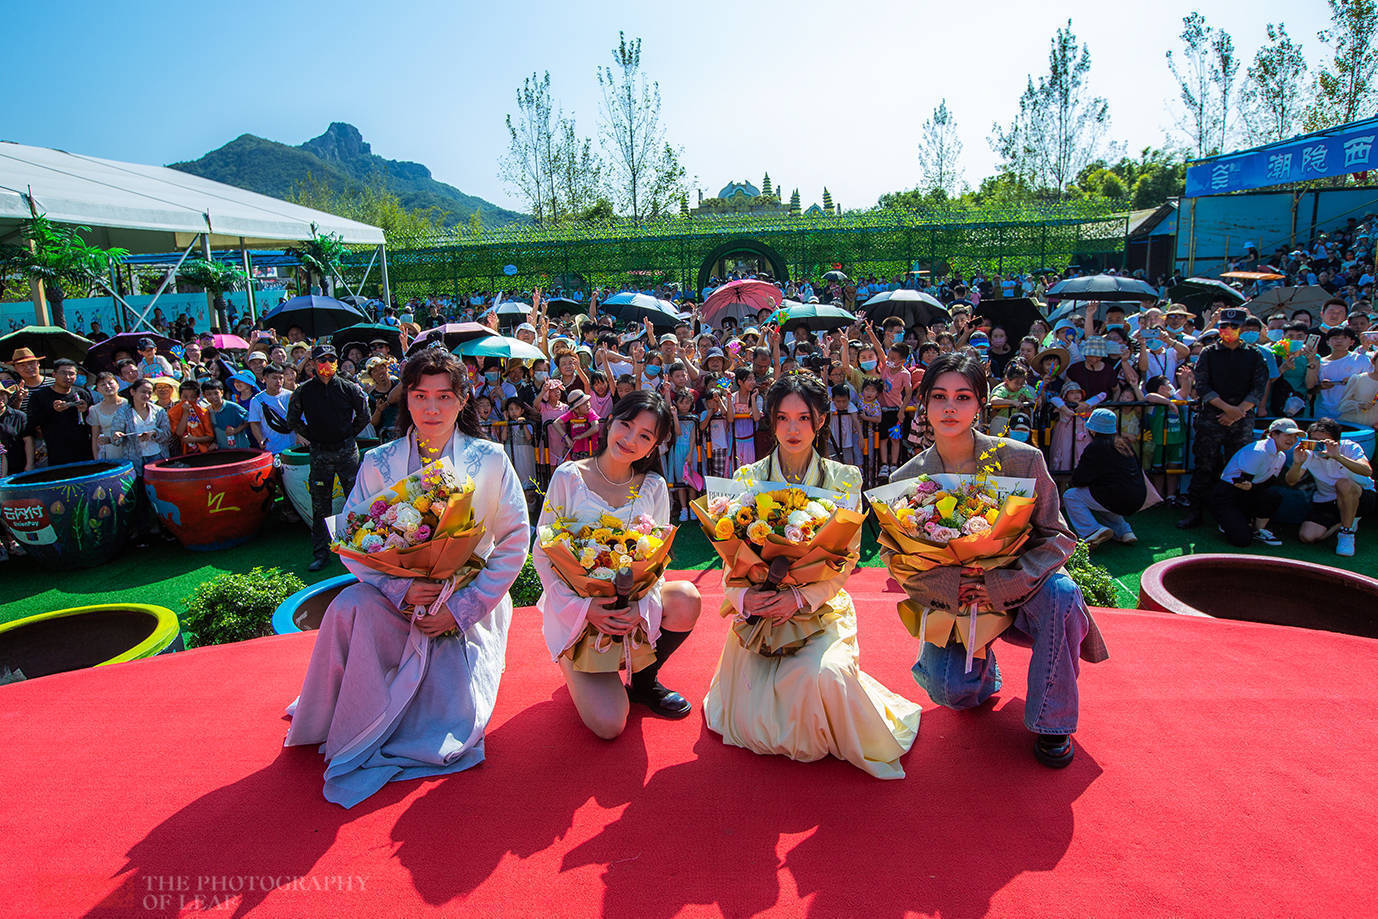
[
  {"left": 866, "top": 471, "right": 1037, "bottom": 670},
  {"left": 537, "top": 512, "right": 678, "bottom": 674},
  {"left": 691, "top": 476, "right": 864, "bottom": 656},
  {"left": 328, "top": 457, "right": 486, "bottom": 635}
]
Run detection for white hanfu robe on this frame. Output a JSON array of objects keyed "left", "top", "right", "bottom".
[
  {"left": 533, "top": 464, "right": 670, "bottom": 660},
  {"left": 284, "top": 431, "right": 529, "bottom": 808}
]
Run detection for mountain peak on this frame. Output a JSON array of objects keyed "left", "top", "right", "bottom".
[{"left": 300, "top": 122, "right": 370, "bottom": 162}]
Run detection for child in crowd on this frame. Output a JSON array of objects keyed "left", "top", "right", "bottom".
[
  {"left": 554, "top": 388, "right": 600, "bottom": 461},
  {"left": 827, "top": 384, "right": 861, "bottom": 466},
  {"left": 700, "top": 382, "right": 733, "bottom": 477},
  {"left": 1143, "top": 374, "right": 1188, "bottom": 504},
  {"left": 730, "top": 368, "right": 761, "bottom": 467},
  {"left": 497, "top": 396, "right": 537, "bottom": 492},
  {"left": 87, "top": 372, "right": 126, "bottom": 461},
  {"left": 169, "top": 380, "right": 215, "bottom": 455},
  {"left": 665, "top": 388, "right": 700, "bottom": 521},
  {"left": 1049, "top": 379, "right": 1091, "bottom": 472},
  {"left": 202, "top": 379, "right": 250, "bottom": 449},
  {"left": 987, "top": 361, "right": 1036, "bottom": 436}
]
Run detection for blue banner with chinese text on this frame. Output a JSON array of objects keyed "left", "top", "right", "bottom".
[{"left": 1185, "top": 117, "right": 1378, "bottom": 197}]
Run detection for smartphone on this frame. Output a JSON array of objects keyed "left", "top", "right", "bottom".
[
  {"left": 1297, "top": 439, "right": 1319, "bottom": 452},
  {"left": 1305, "top": 333, "right": 1321, "bottom": 352}
]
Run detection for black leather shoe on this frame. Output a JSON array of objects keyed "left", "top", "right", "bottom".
[
  {"left": 626, "top": 681, "right": 692, "bottom": 719},
  {"left": 1033, "top": 733, "right": 1074, "bottom": 768},
  {"left": 1176, "top": 511, "right": 1203, "bottom": 529},
  {"left": 307, "top": 557, "right": 328, "bottom": 572}
]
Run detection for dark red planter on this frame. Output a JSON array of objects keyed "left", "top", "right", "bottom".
[
  {"left": 143, "top": 449, "right": 276, "bottom": 550},
  {"left": 1139, "top": 553, "right": 1378, "bottom": 638}
]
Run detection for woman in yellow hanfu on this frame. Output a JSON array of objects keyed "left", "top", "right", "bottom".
[{"left": 704, "top": 372, "right": 921, "bottom": 778}]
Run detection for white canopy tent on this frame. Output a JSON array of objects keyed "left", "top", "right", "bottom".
[{"left": 0, "top": 140, "right": 389, "bottom": 328}]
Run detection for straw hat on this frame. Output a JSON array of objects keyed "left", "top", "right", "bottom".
[
  {"left": 1034, "top": 346, "right": 1070, "bottom": 370},
  {"left": 6, "top": 347, "right": 43, "bottom": 366},
  {"left": 564, "top": 388, "right": 591, "bottom": 412}
]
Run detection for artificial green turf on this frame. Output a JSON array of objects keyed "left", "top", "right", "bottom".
[{"left": 2, "top": 504, "right": 1374, "bottom": 626}]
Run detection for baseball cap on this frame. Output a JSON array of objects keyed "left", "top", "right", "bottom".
[
  {"left": 1267, "top": 418, "right": 1303, "bottom": 435},
  {"left": 312, "top": 344, "right": 338, "bottom": 361},
  {"left": 136, "top": 337, "right": 157, "bottom": 350},
  {"left": 516, "top": 322, "right": 537, "bottom": 334},
  {"left": 659, "top": 333, "right": 678, "bottom": 344},
  {"left": 1218, "top": 308, "right": 1249, "bottom": 325}
]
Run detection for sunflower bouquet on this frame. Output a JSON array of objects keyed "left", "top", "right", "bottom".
[
  {"left": 692, "top": 477, "right": 864, "bottom": 656},
  {"left": 537, "top": 511, "right": 678, "bottom": 674},
  {"left": 329, "top": 457, "right": 487, "bottom": 635},
  {"left": 867, "top": 468, "right": 1036, "bottom": 671}
]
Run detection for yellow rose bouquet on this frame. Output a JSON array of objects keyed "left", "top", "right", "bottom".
[
  {"left": 537, "top": 511, "right": 678, "bottom": 674},
  {"left": 692, "top": 476, "right": 864, "bottom": 656},
  {"left": 866, "top": 470, "right": 1036, "bottom": 670}
]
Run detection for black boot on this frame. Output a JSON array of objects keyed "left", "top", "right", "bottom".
[
  {"left": 627, "top": 628, "right": 693, "bottom": 719},
  {"left": 1033, "top": 733, "right": 1074, "bottom": 768}
]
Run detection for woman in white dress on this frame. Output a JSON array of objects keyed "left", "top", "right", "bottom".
[
  {"left": 285, "top": 349, "right": 530, "bottom": 808},
  {"left": 112, "top": 376, "right": 172, "bottom": 547},
  {"left": 534, "top": 391, "right": 702, "bottom": 739}
]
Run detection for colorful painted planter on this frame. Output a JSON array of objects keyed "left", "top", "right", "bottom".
[
  {"left": 279, "top": 438, "right": 381, "bottom": 526},
  {"left": 1138, "top": 553, "right": 1378, "bottom": 638},
  {"left": 0, "top": 460, "right": 137, "bottom": 568},
  {"left": 143, "top": 449, "right": 275, "bottom": 550},
  {"left": 271, "top": 574, "right": 358, "bottom": 634},
  {"left": 0, "top": 604, "right": 181, "bottom": 683}
]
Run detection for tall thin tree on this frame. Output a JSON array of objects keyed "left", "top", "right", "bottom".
[
  {"left": 1166, "top": 13, "right": 1238, "bottom": 156},
  {"left": 500, "top": 72, "right": 558, "bottom": 223},
  {"left": 917, "top": 99, "right": 965, "bottom": 197},
  {"left": 1242, "top": 24, "right": 1309, "bottom": 144},
  {"left": 1307, "top": 0, "right": 1378, "bottom": 128},
  {"left": 597, "top": 32, "right": 668, "bottom": 221}
]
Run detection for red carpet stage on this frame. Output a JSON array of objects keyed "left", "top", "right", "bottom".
[{"left": 2, "top": 569, "right": 1376, "bottom": 918}]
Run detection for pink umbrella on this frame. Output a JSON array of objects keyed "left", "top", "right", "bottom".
[
  {"left": 209, "top": 334, "right": 251, "bottom": 351},
  {"left": 405, "top": 322, "right": 496, "bottom": 355},
  {"left": 702, "top": 279, "right": 782, "bottom": 327}
]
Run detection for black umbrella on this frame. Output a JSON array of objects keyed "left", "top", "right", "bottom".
[
  {"left": 84, "top": 331, "right": 181, "bottom": 372},
  {"left": 0, "top": 325, "right": 94, "bottom": 366},
  {"left": 823, "top": 270, "right": 848, "bottom": 283},
  {"left": 543, "top": 297, "right": 585, "bottom": 317},
  {"left": 600, "top": 292, "right": 683, "bottom": 329},
  {"left": 332, "top": 323, "right": 403, "bottom": 357},
  {"left": 1168, "top": 277, "right": 1245, "bottom": 311},
  {"left": 974, "top": 298, "right": 1046, "bottom": 341},
  {"left": 261, "top": 295, "right": 368, "bottom": 339},
  {"left": 1046, "top": 275, "right": 1159, "bottom": 302},
  {"left": 860, "top": 289, "right": 951, "bottom": 327}
]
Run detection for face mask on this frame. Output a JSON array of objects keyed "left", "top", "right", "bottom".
[
  {"left": 1008, "top": 429, "right": 1031, "bottom": 442},
  {"left": 316, "top": 362, "right": 337, "bottom": 381},
  {"left": 1106, "top": 323, "right": 1126, "bottom": 331},
  {"left": 484, "top": 371, "right": 499, "bottom": 382},
  {"left": 533, "top": 371, "right": 549, "bottom": 383},
  {"left": 645, "top": 365, "right": 661, "bottom": 377},
  {"left": 1320, "top": 322, "right": 1336, "bottom": 331},
  {"left": 1218, "top": 327, "right": 1241, "bottom": 343},
  {"left": 1287, "top": 340, "right": 1304, "bottom": 354},
  {"left": 1266, "top": 328, "right": 1285, "bottom": 342},
  {"left": 859, "top": 359, "right": 878, "bottom": 371},
  {"left": 1240, "top": 331, "right": 1260, "bottom": 344}
]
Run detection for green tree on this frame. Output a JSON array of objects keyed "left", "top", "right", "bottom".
[
  {"left": 917, "top": 99, "right": 965, "bottom": 197},
  {"left": 1, "top": 209, "right": 128, "bottom": 330},
  {"left": 501, "top": 71, "right": 559, "bottom": 224},
  {"left": 286, "top": 173, "right": 442, "bottom": 246},
  {"left": 286, "top": 231, "right": 348, "bottom": 296},
  {"left": 1242, "top": 23, "right": 1309, "bottom": 144},
  {"left": 991, "top": 20, "right": 1114, "bottom": 196},
  {"left": 788, "top": 189, "right": 801, "bottom": 216},
  {"left": 1166, "top": 12, "right": 1238, "bottom": 156},
  {"left": 597, "top": 32, "right": 676, "bottom": 220},
  {"left": 641, "top": 143, "right": 689, "bottom": 219},
  {"left": 1306, "top": 0, "right": 1378, "bottom": 128},
  {"left": 177, "top": 258, "right": 246, "bottom": 330},
  {"left": 580, "top": 197, "right": 616, "bottom": 221}
]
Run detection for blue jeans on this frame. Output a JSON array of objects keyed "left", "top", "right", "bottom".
[
  {"left": 1062, "top": 486, "right": 1134, "bottom": 540},
  {"left": 911, "top": 572, "right": 1090, "bottom": 734}
]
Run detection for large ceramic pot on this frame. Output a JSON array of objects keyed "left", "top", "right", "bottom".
[
  {"left": 0, "top": 604, "right": 181, "bottom": 683},
  {"left": 0, "top": 460, "right": 137, "bottom": 568},
  {"left": 271, "top": 574, "right": 357, "bottom": 634},
  {"left": 143, "top": 449, "right": 275, "bottom": 550},
  {"left": 279, "top": 438, "right": 382, "bottom": 526},
  {"left": 1139, "top": 553, "right": 1378, "bottom": 638}
]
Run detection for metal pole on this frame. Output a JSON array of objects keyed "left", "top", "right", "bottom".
[
  {"left": 1187, "top": 198, "right": 1198, "bottom": 275},
  {"left": 241, "top": 241, "right": 257, "bottom": 323},
  {"left": 379, "top": 243, "right": 392, "bottom": 312},
  {"left": 202, "top": 233, "right": 222, "bottom": 330}
]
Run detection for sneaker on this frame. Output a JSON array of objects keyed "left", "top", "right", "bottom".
[
  {"left": 678, "top": 507, "right": 690, "bottom": 522},
  {"left": 1114, "top": 530, "right": 1138, "bottom": 545},
  {"left": 1253, "top": 528, "right": 1282, "bottom": 547},
  {"left": 1085, "top": 526, "right": 1113, "bottom": 548},
  {"left": 1336, "top": 528, "right": 1356, "bottom": 557}
]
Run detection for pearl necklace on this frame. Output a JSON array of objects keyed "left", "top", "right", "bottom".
[{"left": 594, "top": 455, "right": 634, "bottom": 486}]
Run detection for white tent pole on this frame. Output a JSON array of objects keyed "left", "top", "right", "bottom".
[
  {"left": 240, "top": 238, "right": 256, "bottom": 323},
  {"left": 132, "top": 238, "right": 198, "bottom": 332},
  {"left": 380, "top": 243, "right": 392, "bottom": 313}
]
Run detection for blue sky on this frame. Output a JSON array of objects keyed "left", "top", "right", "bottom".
[{"left": 3, "top": 0, "right": 1333, "bottom": 214}]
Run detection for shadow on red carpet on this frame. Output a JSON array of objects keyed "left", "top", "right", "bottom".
[{"left": 0, "top": 569, "right": 1374, "bottom": 918}]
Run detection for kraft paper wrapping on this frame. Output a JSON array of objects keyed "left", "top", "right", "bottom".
[
  {"left": 538, "top": 526, "right": 678, "bottom": 674},
  {"left": 691, "top": 493, "right": 864, "bottom": 656},
  {"left": 563, "top": 623, "right": 657, "bottom": 674},
  {"left": 865, "top": 475, "right": 1037, "bottom": 663}
]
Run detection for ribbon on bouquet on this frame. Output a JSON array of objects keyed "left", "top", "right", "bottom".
[
  {"left": 409, "top": 577, "right": 458, "bottom": 636},
  {"left": 913, "top": 601, "right": 982, "bottom": 673}
]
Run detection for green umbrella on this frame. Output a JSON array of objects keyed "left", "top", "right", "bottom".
[
  {"left": 0, "top": 325, "right": 94, "bottom": 366},
  {"left": 767, "top": 302, "right": 856, "bottom": 331},
  {"left": 454, "top": 335, "right": 546, "bottom": 361}
]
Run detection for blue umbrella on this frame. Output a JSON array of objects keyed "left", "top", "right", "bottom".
[
  {"left": 601, "top": 292, "right": 683, "bottom": 329},
  {"left": 262, "top": 295, "right": 367, "bottom": 338}
]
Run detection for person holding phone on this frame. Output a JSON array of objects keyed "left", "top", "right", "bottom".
[
  {"left": 1308, "top": 327, "right": 1370, "bottom": 418},
  {"left": 1178, "top": 308, "right": 1268, "bottom": 529},
  {"left": 1285, "top": 418, "right": 1375, "bottom": 557},
  {"left": 1209, "top": 418, "right": 1301, "bottom": 547},
  {"left": 22, "top": 358, "right": 93, "bottom": 468}
]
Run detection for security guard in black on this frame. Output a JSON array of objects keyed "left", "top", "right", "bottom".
[{"left": 287, "top": 343, "right": 370, "bottom": 569}]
